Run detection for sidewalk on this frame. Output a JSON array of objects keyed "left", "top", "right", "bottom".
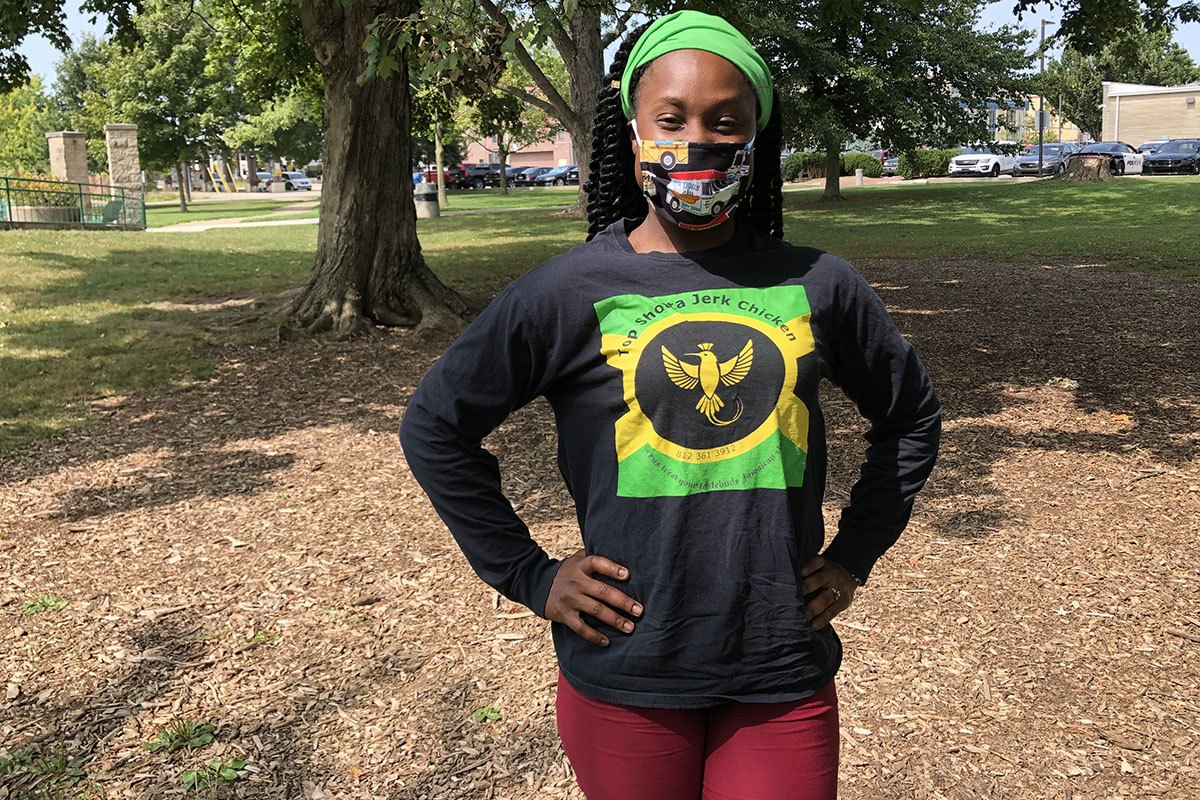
[{"left": 148, "top": 203, "right": 573, "bottom": 233}]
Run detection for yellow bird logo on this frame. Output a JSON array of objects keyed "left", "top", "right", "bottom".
[{"left": 661, "top": 340, "right": 753, "bottom": 426}]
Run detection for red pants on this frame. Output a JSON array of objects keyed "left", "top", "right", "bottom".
[{"left": 555, "top": 672, "right": 840, "bottom": 800}]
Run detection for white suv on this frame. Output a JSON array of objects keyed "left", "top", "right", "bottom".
[
  {"left": 948, "top": 143, "right": 1017, "bottom": 177},
  {"left": 280, "top": 171, "right": 313, "bottom": 191}
]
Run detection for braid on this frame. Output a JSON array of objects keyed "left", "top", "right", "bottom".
[
  {"left": 736, "top": 89, "right": 785, "bottom": 239},
  {"left": 585, "top": 23, "right": 786, "bottom": 242},
  {"left": 585, "top": 23, "right": 651, "bottom": 241}
]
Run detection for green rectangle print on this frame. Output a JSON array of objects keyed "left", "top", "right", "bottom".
[{"left": 596, "top": 285, "right": 815, "bottom": 497}]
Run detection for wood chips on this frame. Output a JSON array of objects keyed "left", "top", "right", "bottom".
[{"left": 2, "top": 256, "right": 1198, "bottom": 798}]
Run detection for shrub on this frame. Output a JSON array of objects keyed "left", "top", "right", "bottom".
[
  {"left": 781, "top": 151, "right": 826, "bottom": 181},
  {"left": 897, "top": 148, "right": 961, "bottom": 179},
  {"left": 840, "top": 152, "right": 883, "bottom": 178}
]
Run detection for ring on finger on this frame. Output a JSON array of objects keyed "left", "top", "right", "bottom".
[{"left": 830, "top": 587, "right": 842, "bottom": 602}]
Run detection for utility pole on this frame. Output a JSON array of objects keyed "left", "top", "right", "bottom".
[{"left": 1038, "top": 19, "right": 1048, "bottom": 176}]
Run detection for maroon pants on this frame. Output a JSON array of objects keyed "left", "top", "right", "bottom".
[{"left": 555, "top": 672, "right": 839, "bottom": 800}]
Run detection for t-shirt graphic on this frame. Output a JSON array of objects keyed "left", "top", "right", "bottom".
[{"left": 595, "top": 285, "right": 814, "bottom": 497}]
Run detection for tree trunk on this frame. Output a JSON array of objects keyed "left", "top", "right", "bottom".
[
  {"left": 822, "top": 137, "right": 843, "bottom": 202},
  {"left": 434, "top": 121, "right": 447, "bottom": 207},
  {"left": 176, "top": 161, "right": 188, "bottom": 213},
  {"left": 246, "top": 152, "right": 259, "bottom": 193},
  {"left": 563, "top": 4, "right": 602, "bottom": 217},
  {"left": 292, "top": 0, "right": 471, "bottom": 339},
  {"left": 498, "top": 141, "right": 509, "bottom": 195},
  {"left": 1059, "top": 154, "right": 1111, "bottom": 181}
]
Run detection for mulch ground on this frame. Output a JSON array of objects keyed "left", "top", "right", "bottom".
[{"left": 2, "top": 255, "right": 1198, "bottom": 799}]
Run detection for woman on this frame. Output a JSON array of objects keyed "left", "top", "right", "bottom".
[{"left": 399, "top": 10, "right": 941, "bottom": 799}]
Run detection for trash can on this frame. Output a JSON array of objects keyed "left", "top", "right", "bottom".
[{"left": 414, "top": 181, "right": 439, "bottom": 218}]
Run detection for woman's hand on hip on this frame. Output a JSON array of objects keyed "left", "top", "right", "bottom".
[
  {"left": 800, "top": 556, "right": 857, "bottom": 630},
  {"left": 545, "top": 549, "right": 642, "bottom": 647}
]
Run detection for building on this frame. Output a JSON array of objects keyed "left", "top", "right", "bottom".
[
  {"left": 464, "top": 130, "right": 577, "bottom": 167},
  {"left": 1102, "top": 81, "right": 1200, "bottom": 145}
]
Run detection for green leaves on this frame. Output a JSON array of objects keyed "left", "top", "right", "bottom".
[
  {"left": 472, "top": 706, "right": 501, "bottom": 722},
  {"left": 22, "top": 593, "right": 68, "bottom": 615},
  {"left": 181, "top": 757, "right": 253, "bottom": 790},
  {"left": 144, "top": 720, "right": 217, "bottom": 752}
]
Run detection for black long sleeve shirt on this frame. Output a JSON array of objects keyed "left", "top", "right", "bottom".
[{"left": 399, "top": 218, "right": 941, "bottom": 708}]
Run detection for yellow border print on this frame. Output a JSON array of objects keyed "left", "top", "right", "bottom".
[{"left": 601, "top": 311, "right": 815, "bottom": 464}]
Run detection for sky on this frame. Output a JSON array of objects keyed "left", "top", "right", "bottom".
[{"left": 15, "top": 2, "right": 1200, "bottom": 88}]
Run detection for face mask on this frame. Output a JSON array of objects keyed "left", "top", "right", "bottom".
[{"left": 631, "top": 120, "right": 755, "bottom": 231}]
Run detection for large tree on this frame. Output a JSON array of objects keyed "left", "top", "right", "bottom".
[
  {"left": 368, "top": 0, "right": 634, "bottom": 216},
  {"left": 695, "top": 0, "right": 1032, "bottom": 200},
  {"left": 1039, "top": 27, "right": 1200, "bottom": 140},
  {"left": 0, "top": 76, "right": 65, "bottom": 174}
]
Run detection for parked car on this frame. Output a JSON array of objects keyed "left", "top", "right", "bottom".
[
  {"left": 450, "top": 162, "right": 502, "bottom": 189},
  {"left": 947, "top": 143, "right": 1017, "bottom": 177},
  {"left": 280, "top": 171, "right": 313, "bottom": 190},
  {"left": 882, "top": 156, "right": 899, "bottom": 176},
  {"left": 252, "top": 171, "right": 274, "bottom": 192},
  {"left": 502, "top": 166, "right": 525, "bottom": 182},
  {"left": 423, "top": 166, "right": 451, "bottom": 185},
  {"left": 1141, "top": 139, "right": 1200, "bottom": 174},
  {"left": 1012, "top": 143, "right": 1078, "bottom": 177},
  {"left": 1067, "top": 142, "right": 1144, "bottom": 175},
  {"left": 513, "top": 166, "right": 552, "bottom": 186},
  {"left": 533, "top": 165, "right": 580, "bottom": 186},
  {"left": 1137, "top": 141, "right": 1168, "bottom": 155}
]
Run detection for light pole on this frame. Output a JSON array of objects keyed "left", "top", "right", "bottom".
[{"left": 1038, "top": 19, "right": 1048, "bottom": 176}]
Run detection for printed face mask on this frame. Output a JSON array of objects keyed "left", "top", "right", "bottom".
[{"left": 631, "top": 121, "right": 755, "bottom": 231}]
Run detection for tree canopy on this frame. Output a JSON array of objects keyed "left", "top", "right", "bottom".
[{"left": 1038, "top": 26, "right": 1200, "bottom": 140}]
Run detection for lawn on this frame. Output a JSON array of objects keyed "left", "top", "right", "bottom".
[
  {"left": 2, "top": 176, "right": 1198, "bottom": 455},
  {"left": 145, "top": 197, "right": 312, "bottom": 228}
]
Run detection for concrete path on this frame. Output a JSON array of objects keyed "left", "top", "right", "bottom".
[{"left": 148, "top": 204, "right": 572, "bottom": 233}]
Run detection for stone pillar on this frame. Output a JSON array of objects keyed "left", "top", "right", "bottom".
[
  {"left": 104, "top": 124, "right": 143, "bottom": 228},
  {"left": 45, "top": 132, "right": 89, "bottom": 183}
]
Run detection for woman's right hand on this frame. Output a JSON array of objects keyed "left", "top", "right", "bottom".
[{"left": 545, "top": 549, "right": 643, "bottom": 647}]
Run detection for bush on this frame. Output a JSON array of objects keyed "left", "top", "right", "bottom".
[
  {"left": 781, "top": 151, "right": 825, "bottom": 181},
  {"left": 782, "top": 151, "right": 884, "bottom": 181},
  {"left": 897, "top": 149, "right": 961, "bottom": 179},
  {"left": 840, "top": 152, "right": 883, "bottom": 178}
]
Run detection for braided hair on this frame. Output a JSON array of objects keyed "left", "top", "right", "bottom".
[{"left": 584, "top": 22, "right": 785, "bottom": 242}]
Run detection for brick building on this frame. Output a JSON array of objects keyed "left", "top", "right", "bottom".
[
  {"left": 464, "top": 131, "right": 578, "bottom": 167},
  {"left": 1101, "top": 81, "right": 1200, "bottom": 145}
]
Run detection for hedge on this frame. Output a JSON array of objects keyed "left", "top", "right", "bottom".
[
  {"left": 781, "top": 151, "right": 883, "bottom": 181},
  {"left": 897, "top": 149, "right": 961, "bottom": 179}
]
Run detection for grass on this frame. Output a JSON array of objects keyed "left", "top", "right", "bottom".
[
  {"left": 145, "top": 197, "right": 310, "bottom": 228},
  {"left": 784, "top": 176, "right": 1200, "bottom": 273},
  {"left": 2, "top": 177, "right": 1197, "bottom": 456}
]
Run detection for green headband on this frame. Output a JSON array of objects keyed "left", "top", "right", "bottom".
[{"left": 619, "top": 10, "right": 774, "bottom": 130}]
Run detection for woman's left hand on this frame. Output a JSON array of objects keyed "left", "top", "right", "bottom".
[{"left": 799, "top": 556, "right": 857, "bottom": 630}]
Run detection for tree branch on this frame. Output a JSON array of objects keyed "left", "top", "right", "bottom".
[
  {"left": 601, "top": 6, "right": 636, "bottom": 50},
  {"left": 476, "top": 0, "right": 582, "bottom": 131},
  {"left": 497, "top": 82, "right": 559, "bottom": 116},
  {"left": 533, "top": 0, "right": 576, "bottom": 63}
]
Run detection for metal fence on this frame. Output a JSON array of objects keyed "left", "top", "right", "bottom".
[{"left": 0, "top": 176, "right": 146, "bottom": 231}]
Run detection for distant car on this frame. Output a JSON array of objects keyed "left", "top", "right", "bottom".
[
  {"left": 423, "top": 166, "right": 451, "bottom": 185},
  {"left": 1067, "top": 142, "right": 1144, "bottom": 175},
  {"left": 882, "top": 156, "right": 899, "bottom": 176},
  {"left": 450, "top": 162, "right": 501, "bottom": 189},
  {"left": 280, "top": 171, "right": 312, "bottom": 190},
  {"left": 514, "top": 166, "right": 552, "bottom": 186},
  {"left": 1012, "top": 143, "right": 1078, "bottom": 177},
  {"left": 252, "top": 171, "right": 273, "bottom": 192},
  {"left": 503, "top": 166, "right": 525, "bottom": 181},
  {"left": 1141, "top": 139, "right": 1200, "bottom": 174},
  {"left": 948, "top": 143, "right": 1017, "bottom": 177},
  {"left": 533, "top": 165, "right": 580, "bottom": 186},
  {"left": 1137, "top": 141, "right": 1168, "bottom": 155}
]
